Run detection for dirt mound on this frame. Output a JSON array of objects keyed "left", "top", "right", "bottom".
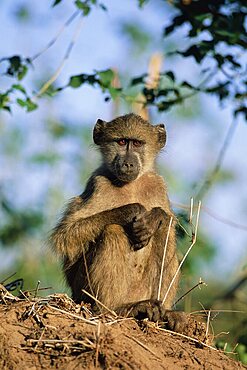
[{"left": 0, "top": 286, "right": 245, "bottom": 370}]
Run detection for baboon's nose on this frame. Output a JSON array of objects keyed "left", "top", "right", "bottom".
[{"left": 123, "top": 161, "right": 134, "bottom": 169}]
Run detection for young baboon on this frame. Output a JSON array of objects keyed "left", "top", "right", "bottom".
[{"left": 51, "top": 113, "right": 189, "bottom": 331}]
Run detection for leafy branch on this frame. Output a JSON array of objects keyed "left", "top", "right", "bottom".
[
  {"left": 0, "top": 0, "right": 246, "bottom": 120},
  {"left": 164, "top": 0, "right": 247, "bottom": 120}
]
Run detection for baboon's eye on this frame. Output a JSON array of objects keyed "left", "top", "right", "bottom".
[
  {"left": 133, "top": 140, "right": 143, "bottom": 147},
  {"left": 117, "top": 139, "right": 127, "bottom": 146}
]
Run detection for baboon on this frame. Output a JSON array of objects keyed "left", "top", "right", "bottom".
[{"left": 51, "top": 113, "right": 188, "bottom": 330}]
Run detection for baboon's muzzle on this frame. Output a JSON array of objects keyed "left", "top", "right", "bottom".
[{"left": 114, "top": 154, "right": 140, "bottom": 182}]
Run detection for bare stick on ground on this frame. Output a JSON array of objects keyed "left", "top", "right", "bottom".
[{"left": 81, "top": 289, "right": 118, "bottom": 318}]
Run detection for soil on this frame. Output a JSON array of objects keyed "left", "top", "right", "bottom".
[{"left": 0, "top": 286, "right": 246, "bottom": 370}]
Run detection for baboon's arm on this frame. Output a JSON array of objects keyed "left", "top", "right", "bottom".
[{"left": 50, "top": 201, "right": 145, "bottom": 263}]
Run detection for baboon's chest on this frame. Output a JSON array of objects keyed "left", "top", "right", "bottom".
[
  {"left": 95, "top": 173, "right": 167, "bottom": 212},
  {"left": 77, "top": 172, "right": 169, "bottom": 219}
]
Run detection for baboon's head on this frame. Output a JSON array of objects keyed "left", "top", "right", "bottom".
[{"left": 93, "top": 113, "right": 166, "bottom": 183}]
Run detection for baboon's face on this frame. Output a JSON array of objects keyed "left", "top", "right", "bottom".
[
  {"left": 93, "top": 114, "right": 166, "bottom": 183},
  {"left": 104, "top": 138, "right": 144, "bottom": 183}
]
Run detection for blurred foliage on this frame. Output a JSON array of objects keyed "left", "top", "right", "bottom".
[
  {"left": 120, "top": 21, "right": 152, "bottom": 56},
  {"left": 217, "top": 337, "right": 247, "bottom": 364},
  {"left": 176, "top": 265, "right": 247, "bottom": 364},
  {"left": 0, "top": 0, "right": 246, "bottom": 119},
  {"left": 199, "top": 272, "right": 247, "bottom": 364},
  {"left": 0, "top": 197, "right": 43, "bottom": 246},
  {"left": 164, "top": 0, "right": 247, "bottom": 119}
]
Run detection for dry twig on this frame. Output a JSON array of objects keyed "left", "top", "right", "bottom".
[
  {"left": 162, "top": 201, "right": 202, "bottom": 305},
  {"left": 206, "top": 309, "right": 211, "bottom": 338},
  {"left": 95, "top": 320, "right": 101, "bottom": 367},
  {"left": 173, "top": 278, "right": 206, "bottom": 307},
  {"left": 82, "top": 289, "right": 117, "bottom": 318},
  {"left": 189, "top": 197, "right": 194, "bottom": 225},
  {"left": 124, "top": 334, "right": 161, "bottom": 360},
  {"left": 34, "top": 15, "right": 84, "bottom": 99},
  {"left": 172, "top": 201, "right": 247, "bottom": 231},
  {"left": 31, "top": 11, "right": 80, "bottom": 61},
  {"left": 157, "top": 216, "right": 173, "bottom": 301},
  {"left": 157, "top": 327, "right": 217, "bottom": 351},
  {"left": 47, "top": 304, "right": 98, "bottom": 326}
]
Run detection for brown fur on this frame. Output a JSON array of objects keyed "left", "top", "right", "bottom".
[{"left": 50, "top": 114, "right": 179, "bottom": 312}]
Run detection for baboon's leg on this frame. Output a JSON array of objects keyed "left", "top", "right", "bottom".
[
  {"left": 87, "top": 224, "right": 131, "bottom": 310},
  {"left": 66, "top": 221, "right": 178, "bottom": 311},
  {"left": 88, "top": 224, "right": 157, "bottom": 310}
]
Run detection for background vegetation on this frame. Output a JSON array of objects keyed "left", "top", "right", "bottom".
[{"left": 0, "top": 0, "right": 246, "bottom": 363}]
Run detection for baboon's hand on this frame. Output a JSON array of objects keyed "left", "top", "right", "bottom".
[
  {"left": 128, "top": 207, "right": 165, "bottom": 250},
  {"left": 163, "top": 310, "right": 190, "bottom": 333},
  {"left": 163, "top": 310, "right": 209, "bottom": 342},
  {"left": 113, "top": 203, "right": 146, "bottom": 225},
  {"left": 123, "top": 302, "right": 189, "bottom": 332},
  {"left": 101, "top": 203, "right": 145, "bottom": 233}
]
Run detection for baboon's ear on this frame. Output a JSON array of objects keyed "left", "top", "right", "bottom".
[
  {"left": 155, "top": 123, "right": 166, "bottom": 149},
  {"left": 93, "top": 119, "right": 107, "bottom": 145}
]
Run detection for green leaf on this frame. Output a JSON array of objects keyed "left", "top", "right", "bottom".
[
  {"left": 194, "top": 13, "right": 211, "bottom": 22},
  {"left": 98, "top": 69, "right": 114, "bottom": 87},
  {"left": 87, "top": 74, "right": 98, "bottom": 85},
  {"left": 181, "top": 81, "right": 194, "bottom": 89},
  {"left": 130, "top": 74, "right": 146, "bottom": 86},
  {"left": 5, "top": 55, "right": 29, "bottom": 80},
  {"left": 164, "top": 15, "right": 185, "bottom": 36},
  {"left": 17, "top": 64, "right": 28, "bottom": 80},
  {"left": 214, "top": 53, "right": 224, "bottom": 67},
  {"left": 68, "top": 73, "right": 99, "bottom": 88},
  {"left": 0, "top": 93, "right": 10, "bottom": 110},
  {"left": 9, "top": 56, "right": 21, "bottom": 70},
  {"left": 215, "top": 29, "right": 235, "bottom": 38},
  {"left": 205, "top": 82, "right": 230, "bottom": 101},
  {"left": 108, "top": 87, "right": 122, "bottom": 99},
  {"left": 180, "top": 45, "right": 204, "bottom": 63},
  {"left": 7, "top": 56, "right": 22, "bottom": 76},
  {"left": 166, "top": 71, "right": 175, "bottom": 82},
  {"left": 12, "top": 84, "right": 26, "bottom": 94},
  {"left": 75, "top": 0, "right": 91, "bottom": 16},
  {"left": 69, "top": 74, "right": 87, "bottom": 88},
  {"left": 225, "top": 54, "right": 241, "bottom": 68},
  {"left": 26, "top": 98, "right": 38, "bottom": 112},
  {"left": 3, "top": 106, "right": 11, "bottom": 113},
  {"left": 16, "top": 98, "right": 38, "bottom": 112},
  {"left": 234, "top": 106, "right": 247, "bottom": 120},
  {"left": 16, "top": 98, "right": 26, "bottom": 108}
]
